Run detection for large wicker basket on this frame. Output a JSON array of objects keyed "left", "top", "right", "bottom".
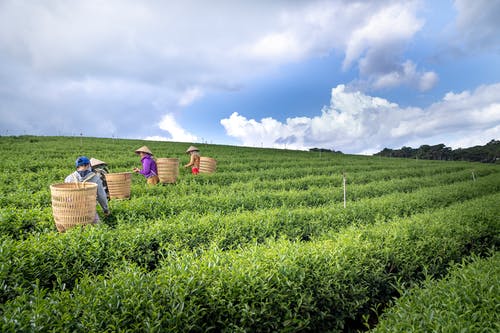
[
  {"left": 157, "top": 158, "right": 179, "bottom": 183},
  {"left": 105, "top": 172, "right": 132, "bottom": 199},
  {"left": 50, "top": 182, "right": 98, "bottom": 232},
  {"left": 199, "top": 157, "right": 217, "bottom": 174}
]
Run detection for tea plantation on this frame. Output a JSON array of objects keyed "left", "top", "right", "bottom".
[{"left": 0, "top": 136, "right": 498, "bottom": 332}]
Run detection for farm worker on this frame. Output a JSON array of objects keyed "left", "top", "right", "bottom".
[
  {"left": 133, "top": 145, "right": 159, "bottom": 185},
  {"left": 184, "top": 145, "right": 200, "bottom": 175},
  {"left": 90, "top": 157, "right": 110, "bottom": 199},
  {"left": 65, "top": 156, "right": 110, "bottom": 223}
]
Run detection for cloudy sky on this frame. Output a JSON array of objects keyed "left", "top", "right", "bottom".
[{"left": 1, "top": 0, "right": 499, "bottom": 154}]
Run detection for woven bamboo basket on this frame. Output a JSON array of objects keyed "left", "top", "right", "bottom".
[
  {"left": 50, "top": 182, "right": 98, "bottom": 232},
  {"left": 157, "top": 158, "right": 179, "bottom": 183},
  {"left": 199, "top": 157, "right": 217, "bottom": 174},
  {"left": 105, "top": 172, "right": 132, "bottom": 199}
]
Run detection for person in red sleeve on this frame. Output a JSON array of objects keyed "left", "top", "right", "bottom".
[{"left": 184, "top": 145, "right": 200, "bottom": 175}]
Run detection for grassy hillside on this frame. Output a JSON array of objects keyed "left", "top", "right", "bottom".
[{"left": 0, "top": 135, "right": 499, "bottom": 332}]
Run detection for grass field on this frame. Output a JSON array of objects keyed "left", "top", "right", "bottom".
[{"left": 1, "top": 135, "right": 498, "bottom": 332}]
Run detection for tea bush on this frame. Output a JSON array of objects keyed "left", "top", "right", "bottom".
[
  {"left": 1, "top": 194, "right": 499, "bottom": 332},
  {"left": 371, "top": 252, "right": 499, "bottom": 332},
  {"left": 0, "top": 136, "right": 498, "bottom": 332}
]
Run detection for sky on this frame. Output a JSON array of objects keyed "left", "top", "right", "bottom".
[{"left": 0, "top": 0, "right": 499, "bottom": 154}]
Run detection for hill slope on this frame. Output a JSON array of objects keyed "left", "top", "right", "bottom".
[{"left": 0, "top": 136, "right": 499, "bottom": 332}]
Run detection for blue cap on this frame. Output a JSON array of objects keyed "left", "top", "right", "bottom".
[{"left": 75, "top": 156, "right": 90, "bottom": 167}]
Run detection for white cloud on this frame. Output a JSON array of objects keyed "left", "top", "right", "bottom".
[
  {"left": 0, "top": 0, "right": 496, "bottom": 144},
  {"left": 452, "top": 0, "right": 500, "bottom": 52},
  {"left": 372, "top": 60, "right": 438, "bottom": 91},
  {"left": 221, "top": 83, "right": 500, "bottom": 154},
  {"left": 156, "top": 113, "right": 198, "bottom": 143},
  {"left": 178, "top": 87, "right": 204, "bottom": 107},
  {"left": 245, "top": 31, "right": 305, "bottom": 61},
  {"left": 236, "top": 0, "right": 433, "bottom": 91},
  {"left": 447, "top": 125, "right": 500, "bottom": 149},
  {"left": 343, "top": 2, "right": 424, "bottom": 70},
  {"left": 220, "top": 113, "right": 302, "bottom": 148},
  {"left": 418, "top": 71, "right": 439, "bottom": 91}
]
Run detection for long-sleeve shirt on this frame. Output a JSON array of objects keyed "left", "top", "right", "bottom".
[
  {"left": 65, "top": 171, "right": 109, "bottom": 213},
  {"left": 139, "top": 155, "right": 158, "bottom": 178}
]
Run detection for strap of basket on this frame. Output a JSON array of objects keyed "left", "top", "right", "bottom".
[{"left": 71, "top": 172, "right": 96, "bottom": 188}]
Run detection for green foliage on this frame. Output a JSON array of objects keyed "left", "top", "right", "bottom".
[
  {"left": 375, "top": 139, "right": 500, "bottom": 163},
  {"left": 0, "top": 135, "right": 499, "bottom": 332},
  {"left": 1, "top": 195, "right": 499, "bottom": 332},
  {"left": 371, "top": 252, "right": 500, "bottom": 332}
]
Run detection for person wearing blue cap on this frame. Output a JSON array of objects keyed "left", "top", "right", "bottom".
[{"left": 65, "top": 156, "right": 110, "bottom": 222}]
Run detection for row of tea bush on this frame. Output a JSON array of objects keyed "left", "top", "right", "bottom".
[{"left": 1, "top": 193, "right": 498, "bottom": 332}]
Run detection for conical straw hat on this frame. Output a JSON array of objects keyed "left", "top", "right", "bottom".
[
  {"left": 135, "top": 146, "right": 153, "bottom": 155},
  {"left": 90, "top": 157, "right": 106, "bottom": 167},
  {"left": 185, "top": 145, "right": 199, "bottom": 154}
]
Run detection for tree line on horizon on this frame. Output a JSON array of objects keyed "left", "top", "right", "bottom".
[{"left": 373, "top": 139, "right": 499, "bottom": 163}]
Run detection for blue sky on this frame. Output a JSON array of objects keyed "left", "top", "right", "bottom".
[{"left": 1, "top": 0, "right": 499, "bottom": 154}]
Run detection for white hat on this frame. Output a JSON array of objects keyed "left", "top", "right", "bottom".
[
  {"left": 185, "top": 145, "right": 199, "bottom": 154},
  {"left": 90, "top": 158, "right": 106, "bottom": 167},
  {"left": 135, "top": 145, "right": 153, "bottom": 155}
]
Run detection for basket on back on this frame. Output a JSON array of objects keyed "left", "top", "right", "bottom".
[
  {"left": 157, "top": 158, "right": 179, "bottom": 183},
  {"left": 50, "top": 182, "right": 97, "bottom": 232},
  {"left": 105, "top": 172, "right": 132, "bottom": 199},
  {"left": 199, "top": 157, "right": 217, "bottom": 174}
]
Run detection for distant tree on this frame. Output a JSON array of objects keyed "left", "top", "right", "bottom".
[
  {"left": 310, "top": 148, "right": 332, "bottom": 152},
  {"left": 451, "top": 139, "right": 499, "bottom": 163},
  {"left": 309, "top": 148, "right": 342, "bottom": 154},
  {"left": 374, "top": 148, "right": 394, "bottom": 157},
  {"left": 400, "top": 146, "right": 415, "bottom": 158},
  {"left": 416, "top": 144, "right": 431, "bottom": 159},
  {"left": 373, "top": 140, "right": 499, "bottom": 163}
]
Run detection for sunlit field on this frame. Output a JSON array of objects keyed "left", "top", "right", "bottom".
[{"left": 1, "top": 136, "right": 498, "bottom": 332}]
